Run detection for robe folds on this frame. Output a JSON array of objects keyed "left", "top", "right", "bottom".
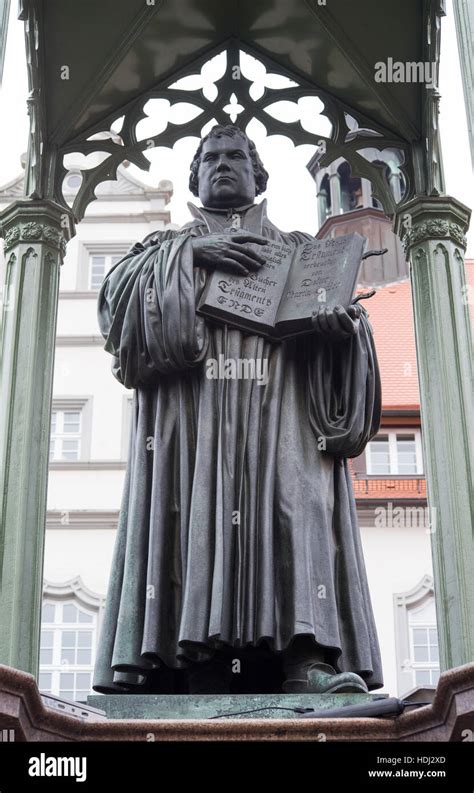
[{"left": 92, "top": 199, "right": 384, "bottom": 693}]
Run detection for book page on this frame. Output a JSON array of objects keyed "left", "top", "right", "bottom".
[
  {"left": 199, "top": 240, "right": 293, "bottom": 329},
  {"left": 276, "top": 234, "right": 365, "bottom": 325}
]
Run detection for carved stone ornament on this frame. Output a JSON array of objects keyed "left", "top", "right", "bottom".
[
  {"left": 2, "top": 222, "right": 65, "bottom": 251},
  {"left": 402, "top": 220, "right": 468, "bottom": 253},
  {"left": 42, "top": 226, "right": 61, "bottom": 245},
  {"left": 22, "top": 222, "right": 43, "bottom": 240},
  {"left": 3, "top": 227, "right": 20, "bottom": 248}
]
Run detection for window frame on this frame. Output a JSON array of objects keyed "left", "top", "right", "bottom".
[
  {"left": 50, "top": 408, "right": 82, "bottom": 462},
  {"left": 366, "top": 429, "right": 423, "bottom": 475},
  {"left": 408, "top": 620, "right": 440, "bottom": 687},
  {"left": 88, "top": 252, "right": 124, "bottom": 291},
  {"left": 50, "top": 398, "right": 92, "bottom": 463},
  {"left": 394, "top": 575, "right": 440, "bottom": 695},
  {"left": 120, "top": 394, "right": 135, "bottom": 461},
  {"left": 40, "top": 578, "right": 105, "bottom": 703},
  {"left": 40, "top": 601, "right": 97, "bottom": 701},
  {"left": 76, "top": 242, "right": 131, "bottom": 292}
]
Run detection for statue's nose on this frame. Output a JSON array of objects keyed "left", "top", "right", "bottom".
[{"left": 216, "top": 158, "right": 231, "bottom": 171}]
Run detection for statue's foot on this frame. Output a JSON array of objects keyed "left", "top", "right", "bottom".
[{"left": 282, "top": 662, "right": 369, "bottom": 694}]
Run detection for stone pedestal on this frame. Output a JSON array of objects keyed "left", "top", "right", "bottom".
[{"left": 0, "top": 664, "right": 473, "bottom": 741}]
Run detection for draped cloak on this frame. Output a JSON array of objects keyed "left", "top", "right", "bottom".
[{"left": 92, "top": 199, "right": 384, "bottom": 693}]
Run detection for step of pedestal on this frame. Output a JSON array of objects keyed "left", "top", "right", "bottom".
[{"left": 87, "top": 692, "right": 387, "bottom": 720}]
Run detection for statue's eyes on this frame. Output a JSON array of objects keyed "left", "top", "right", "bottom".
[{"left": 202, "top": 151, "right": 246, "bottom": 162}]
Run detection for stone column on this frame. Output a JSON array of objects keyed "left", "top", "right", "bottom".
[
  {"left": 0, "top": 200, "right": 74, "bottom": 676},
  {"left": 395, "top": 196, "right": 473, "bottom": 671},
  {"left": 360, "top": 178, "right": 373, "bottom": 208},
  {"left": 453, "top": 0, "right": 474, "bottom": 168},
  {"left": 316, "top": 184, "right": 329, "bottom": 228},
  {"left": 388, "top": 171, "right": 403, "bottom": 205},
  {"left": 328, "top": 170, "right": 342, "bottom": 216},
  {"left": 0, "top": 1, "right": 10, "bottom": 86}
]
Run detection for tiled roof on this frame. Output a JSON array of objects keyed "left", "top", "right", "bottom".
[{"left": 358, "top": 260, "right": 474, "bottom": 410}]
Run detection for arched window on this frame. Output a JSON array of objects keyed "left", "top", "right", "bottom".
[
  {"left": 337, "top": 161, "right": 364, "bottom": 213},
  {"left": 394, "top": 575, "right": 440, "bottom": 695},
  {"left": 39, "top": 578, "right": 105, "bottom": 702}
]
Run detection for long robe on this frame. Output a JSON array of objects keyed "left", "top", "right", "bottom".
[{"left": 92, "top": 199, "right": 383, "bottom": 693}]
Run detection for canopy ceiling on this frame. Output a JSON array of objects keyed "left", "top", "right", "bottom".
[{"left": 36, "top": 0, "right": 429, "bottom": 146}]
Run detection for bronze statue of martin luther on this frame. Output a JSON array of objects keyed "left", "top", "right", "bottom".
[{"left": 93, "top": 124, "right": 383, "bottom": 696}]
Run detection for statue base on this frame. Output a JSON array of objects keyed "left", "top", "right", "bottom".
[
  {"left": 1, "top": 663, "right": 473, "bottom": 740},
  {"left": 87, "top": 692, "right": 386, "bottom": 720}
]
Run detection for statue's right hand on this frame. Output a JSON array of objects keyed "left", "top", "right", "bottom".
[{"left": 191, "top": 232, "right": 269, "bottom": 276}]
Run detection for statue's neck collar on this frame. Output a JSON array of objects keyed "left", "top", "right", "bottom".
[
  {"left": 200, "top": 201, "right": 256, "bottom": 214},
  {"left": 187, "top": 199, "right": 268, "bottom": 235}
]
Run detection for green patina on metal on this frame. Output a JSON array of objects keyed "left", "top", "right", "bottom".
[
  {"left": 395, "top": 196, "right": 473, "bottom": 672},
  {"left": 87, "top": 693, "right": 386, "bottom": 720}
]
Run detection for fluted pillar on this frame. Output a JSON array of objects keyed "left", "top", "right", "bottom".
[
  {"left": 0, "top": 199, "right": 74, "bottom": 675},
  {"left": 395, "top": 195, "right": 473, "bottom": 671}
]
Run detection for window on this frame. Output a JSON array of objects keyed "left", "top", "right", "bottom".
[
  {"left": 394, "top": 575, "right": 440, "bottom": 695},
  {"left": 49, "top": 398, "right": 92, "bottom": 463},
  {"left": 89, "top": 252, "right": 124, "bottom": 290},
  {"left": 39, "top": 579, "right": 105, "bottom": 702},
  {"left": 408, "top": 599, "right": 440, "bottom": 687},
  {"left": 77, "top": 243, "right": 131, "bottom": 291},
  {"left": 39, "top": 600, "right": 97, "bottom": 702},
  {"left": 366, "top": 430, "right": 423, "bottom": 475},
  {"left": 121, "top": 395, "right": 135, "bottom": 460},
  {"left": 50, "top": 409, "right": 82, "bottom": 461},
  {"left": 367, "top": 433, "right": 390, "bottom": 474}
]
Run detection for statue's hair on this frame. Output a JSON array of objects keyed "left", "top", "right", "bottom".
[{"left": 189, "top": 124, "right": 269, "bottom": 197}]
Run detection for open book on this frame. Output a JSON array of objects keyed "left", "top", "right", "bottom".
[{"left": 197, "top": 232, "right": 367, "bottom": 339}]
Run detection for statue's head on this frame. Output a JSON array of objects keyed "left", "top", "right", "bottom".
[{"left": 189, "top": 124, "right": 269, "bottom": 209}]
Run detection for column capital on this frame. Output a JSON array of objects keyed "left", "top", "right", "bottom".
[
  {"left": 0, "top": 199, "right": 75, "bottom": 258},
  {"left": 393, "top": 195, "right": 471, "bottom": 255}
]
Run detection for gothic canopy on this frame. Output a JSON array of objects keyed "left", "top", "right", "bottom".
[{"left": 20, "top": 0, "right": 445, "bottom": 220}]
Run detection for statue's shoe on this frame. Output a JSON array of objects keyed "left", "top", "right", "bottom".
[{"left": 282, "top": 662, "right": 369, "bottom": 694}]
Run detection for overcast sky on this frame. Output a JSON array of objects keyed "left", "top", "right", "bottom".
[{"left": 0, "top": 1, "right": 472, "bottom": 253}]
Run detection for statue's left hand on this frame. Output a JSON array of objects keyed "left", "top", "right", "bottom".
[{"left": 312, "top": 304, "right": 362, "bottom": 339}]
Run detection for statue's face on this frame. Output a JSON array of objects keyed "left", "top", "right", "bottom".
[{"left": 197, "top": 135, "right": 257, "bottom": 208}]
